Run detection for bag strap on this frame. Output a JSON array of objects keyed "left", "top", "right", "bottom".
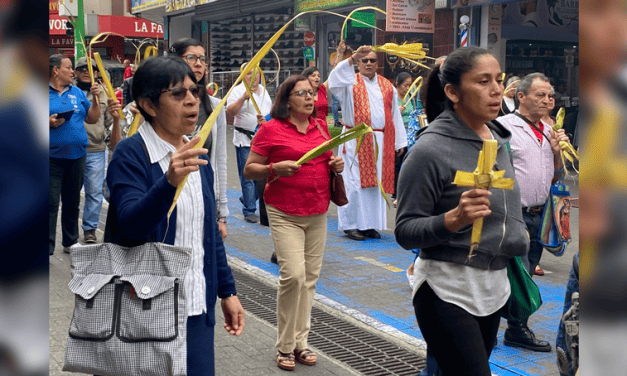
[{"left": 514, "top": 112, "right": 551, "bottom": 144}]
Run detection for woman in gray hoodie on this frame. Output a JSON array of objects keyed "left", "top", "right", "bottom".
[{"left": 395, "top": 47, "right": 529, "bottom": 375}]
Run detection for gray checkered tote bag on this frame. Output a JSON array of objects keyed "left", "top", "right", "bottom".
[{"left": 63, "top": 242, "right": 192, "bottom": 376}]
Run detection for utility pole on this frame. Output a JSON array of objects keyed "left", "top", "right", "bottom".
[{"left": 74, "top": 0, "right": 86, "bottom": 59}]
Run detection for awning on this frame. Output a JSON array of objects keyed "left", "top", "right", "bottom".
[
  {"left": 98, "top": 15, "right": 164, "bottom": 38},
  {"left": 194, "top": 0, "right": 294, "bottom": 21}
]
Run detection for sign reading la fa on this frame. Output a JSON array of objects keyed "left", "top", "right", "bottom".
[{"left": 134, "top": 21, "right": 164, "bottom": 34}]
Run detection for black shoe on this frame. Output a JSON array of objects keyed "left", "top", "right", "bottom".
[
  {"left": 84, "top": 229, "right": 97, "bottom": 244},
  {"left": 344, "top": 230, "right": 366, "bottom": 241},
  {"left": 334, "top": 121, "right": 343, "bottom": 128},
  {"left": 270, "top": 252, "right": 278, "bottom": 264},
  {"left": 362, "top": 229, "right": 381, "bottom": 239},
  {"left": 504, "top": 324, "right": 552, "bottom": 352}
]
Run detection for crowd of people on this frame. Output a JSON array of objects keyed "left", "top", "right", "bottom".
[{"left": 49, "top": 37, "right": 578, "bottom": 375}]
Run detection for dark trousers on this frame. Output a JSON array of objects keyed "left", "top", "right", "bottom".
[
  {"left": 49, "top": 156, "right": 85, "bottom": 255},
  {"left": 393, "top": 153, "right": 404, "bottom": 198},
  {"left": 256, "top": 179, "right": 269, "bottom": 226},
  {"left": 413, "top": 283, "right": 502, "bottom": 376},
  {"left": 187, "top": 313, "right": 215, "bottom": 375},
  {"left": 523, "top": 210, "right": 544, "bottom": 275}
]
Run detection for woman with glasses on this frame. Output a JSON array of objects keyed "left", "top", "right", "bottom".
[
  {"left": 243, "top": 75, "right": 344, "bottom": 371},
  {"left": 170, "top": 38, "right": 230, "bottom": 240},
  {"left": 106, "top": 55, "right": 245, "bottom": 375}
]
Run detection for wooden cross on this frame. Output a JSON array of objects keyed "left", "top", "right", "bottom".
[{"left": 453, "top": 140, "right": 515, "bottom": 260}]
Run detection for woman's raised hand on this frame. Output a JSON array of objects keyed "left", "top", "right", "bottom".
[{"left": 166, "top": 136, "right": 209, "bottom": 187}]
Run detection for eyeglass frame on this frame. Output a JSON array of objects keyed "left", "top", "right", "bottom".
[
  {"left": 160, "top": 84, "right": 205, "bottom": 100},
  {"left": 184, "top": 54, "right": 208, "bottom": 64},
  {"left": 289, "top": 89, "right": 315, "bottom": 98}
]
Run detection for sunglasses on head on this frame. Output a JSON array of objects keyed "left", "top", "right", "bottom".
[
  {"left": 360, "top": 58, "right": 377, "bottom": 64},
  {"left": 161, "top": 84, "right": 205, "bottom": 100},
  {"left": 290, "top": 89, "right": 314, "bottom": 97}
]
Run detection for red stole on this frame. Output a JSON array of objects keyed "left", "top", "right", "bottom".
[{"left": 352, "top": 74, "right": 395, "bottom": 193}]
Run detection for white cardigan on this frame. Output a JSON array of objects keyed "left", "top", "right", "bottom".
[{"left": 208, "top": 95, "right": 229, "bottom": 219}]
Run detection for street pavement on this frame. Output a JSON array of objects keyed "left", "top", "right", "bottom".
[{"left": 50, "top": 124, "right": 578, "bottom": 375}]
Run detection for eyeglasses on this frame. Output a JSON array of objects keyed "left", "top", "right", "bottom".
[
  {"left": 360, "top": 58, "right": 378, "bottom": 64},
  {"left": 75, "top": 67, "right": 89, "bottom": 73},
  {"left": 161, "top": 84, "right": 205, "bottom": 100},
  {"left": 184, "top": 54, "right": 207, "bottom": 64},
  {"left": 290, "top": 89, "right": 315, "bottom": 97}
]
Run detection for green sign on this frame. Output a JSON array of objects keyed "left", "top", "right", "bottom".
[
  {"left": 303, "top": 46, "right": 315, "bottom": 60},
  {"left": 350, "top": 10, "right": 375, "bottom": 28},
  {"left": 295, "top": 0, "right": 362, "bottom": 12}
]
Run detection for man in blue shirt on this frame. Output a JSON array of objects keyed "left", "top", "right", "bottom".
[{"left": 49, "top": 54, "right": 101, "bottom": 255}]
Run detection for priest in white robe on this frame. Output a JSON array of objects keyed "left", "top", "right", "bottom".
[{"left": 328, "top": 43, "right": 407, "bottom": 241}]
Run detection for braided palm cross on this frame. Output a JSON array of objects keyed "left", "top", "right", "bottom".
[{"left": 453, "top": 140, "right": 515, "bottom": 260}]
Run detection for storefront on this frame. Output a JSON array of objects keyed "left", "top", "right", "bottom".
[{"left": 453, "top": 0, "right": 579, "bottom": 104}]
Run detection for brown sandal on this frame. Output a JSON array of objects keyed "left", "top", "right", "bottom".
[
  {"left": 277, "top": 351, "right": 295, "bottom": 371},
  {"left": 294, "top": 348, "right": 317, "bottom": 366}
]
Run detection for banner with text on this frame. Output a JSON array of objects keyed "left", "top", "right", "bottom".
[
  {"left": 386, "top": 0, "right": 435, "bottom": 34},
  {"left": 131, "top": 0, "right": 167, "bottom": 14},
  {"left": 295, "top": 0, "right": 362, "bottom": 12}
]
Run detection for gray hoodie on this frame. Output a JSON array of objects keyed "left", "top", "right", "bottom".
[{"left": 395, "top": 109, "right": 529, "bottom": 270}]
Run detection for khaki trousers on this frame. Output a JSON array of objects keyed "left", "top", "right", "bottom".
[{"left": 266, "top": 204, "right": 327, "bottom": 353}]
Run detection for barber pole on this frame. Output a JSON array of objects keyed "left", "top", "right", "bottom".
[{"left": 460, "top": 27, "right": 468, "bottom": 47}]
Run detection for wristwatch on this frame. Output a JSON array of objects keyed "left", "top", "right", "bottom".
[{"left": 217, "top": 218, "right": 227, "bottom": 224}]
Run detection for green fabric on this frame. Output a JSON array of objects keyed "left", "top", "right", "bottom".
[
  {"left": 398, "top": 98, "right": 415, "bottom": 129},
  {"left": 507, "top": 256, "right": 542, "bottom": 321}
]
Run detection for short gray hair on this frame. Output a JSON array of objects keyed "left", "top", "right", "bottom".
[
  {"left": 516, "top": 72, "right": 550, "bottom": 96},
  {"left": 506, "top": 75, "right": 520, "bottom": 87}
]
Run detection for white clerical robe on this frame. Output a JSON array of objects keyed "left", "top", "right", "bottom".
[{"left": 328, "top": 59, "right": 407, "bottom": 231}]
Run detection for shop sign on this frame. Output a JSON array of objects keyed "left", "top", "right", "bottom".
[
  {"left": 294, "top": 18, "right": 310, "bottom": 31},
  {"left": 57, "top": 48, "right": 75, "bottom": 58},
  {"left": 50, "top": 0, "right": 59, "bottom": 15},
  {"left": 166, "top": 0, "right": 197, "bottom": 12},
  {"left": 50, "top": 36, "right": 75, "bottom": 47},
  {"left": 487, "top": 4, "right": 502, "bottom": 48},
  {"left": 303, "top": 46, "right": 315, "bottom": 61},
  {"left": 386, "top": 0, "right": 435, "bottom": 34},
  {"left": 295, "top": 0, "right": 362, "bottom": 12},
  {"left": 50, "top": 14, "right": 71, "bottom": 35},
  {"left": 564, "top": 48, "right": 575, "bottom": 67},
  {"left": 131, "top": 0, "right": 167, "bottom": 14},
  {"left": 98, "top": 15, "right": 164, "bottom": 38},
  {"left": 451, "top": 0, "right": 520, "bottom": 7},
  {"left": 304, "top": 32, "right": 315, "bottom": 46}
]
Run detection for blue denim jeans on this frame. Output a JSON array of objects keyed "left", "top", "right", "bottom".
[
  {"left": 332, "top": 94, "right": 340, "bottom": 123},
  {"left": 82, "top": 151, "right": 106, "bottom": 231},
  {"left": 235, "top": 146, "right": 257, "bottom": 216}
]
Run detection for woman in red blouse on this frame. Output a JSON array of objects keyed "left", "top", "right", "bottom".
[
  {"left": 244, "top": 75, "right": 344, "bottom": 371},
  {"left": 301, "top": 66, "right": 329, "bottom": 124}
]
